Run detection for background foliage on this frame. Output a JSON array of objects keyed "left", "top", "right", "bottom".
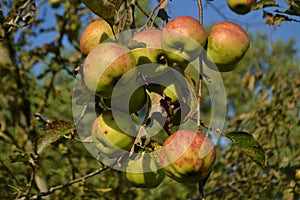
[{"left": 0, "top": 0, "right": 299, "bottom": 199}]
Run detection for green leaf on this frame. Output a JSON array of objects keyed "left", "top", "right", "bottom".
[
  {"left": 9, "top": 152, "right": 30, "bottom": 163},
  {"left": 36, "top": 120, "right": 74, "bottom": 154},
  {"left": 252, "top": 0, "right": 279, "bottom": 10},
  {"left": 81, "top": 0, "right": 117, "bottom": 25},
  {"left": 276, "top": 1, "right": 300, "bottom": 17},
  {"left": 225, "top": 131, "right": 267, "bottom": 168}
]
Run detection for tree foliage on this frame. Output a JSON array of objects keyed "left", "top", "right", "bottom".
[{"left": 0, "top": 0, "right": 299, "bottom": 199}]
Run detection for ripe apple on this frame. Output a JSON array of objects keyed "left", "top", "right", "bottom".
[
  {"left": 92, "top": 110, "right": 136, "bottom": 157},
  {"left": 159, "top": 130, "right": 216, "bottom": 183},
  {"left": 103, "top": 86, "right": 148, "bottom": 113},
  {"left": 161, "top": 16, "right": 207, "bottom": 63},
  {"left": 205, "top": 21, "right": 250, "bottom": 72},
  {"left": 227, "top": 0, "right": 256, "bottom": 15},
  {"left": 123, "top": 152, "right": 165, "bottom": 188},
  {"left": 83, "top": 42, "right": 136, "bottom": 98},
  {"left": 80, "top": 19, "right": 114, "bottom": 55}
]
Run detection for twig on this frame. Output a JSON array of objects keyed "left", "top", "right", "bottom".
[
  {"left": 196, "top": 57, "right": 204, "bottom": 132},
  {"left": 205, "top": 178, "right": 248, "bottom": 196},
  {"left": 144, "top": 0, "right": 164, "bottom": 28},
  {"left": 197, "top": 0, "right": 203, "bottom": 24},
  {"left": 17, "top": 166, "right": 109, "bottom": 200},
  {"left": 197, "top": 1, "right": 206, "bottom": 199},
  {"left": 6, "top": 0, "right": 36, "bottom": 33},
  {"left": 134, "top": 1, "right": 159, "bottom": 28}
]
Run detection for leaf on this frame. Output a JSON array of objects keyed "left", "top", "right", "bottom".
[
  {"left": 157, "top": 8, "right": 170, "bottom": 23},
  {"left": 274, "top": 2, "right": 300, "bottom": 18},
  {"left": 36, "top": 120, "right": 74, "bottom": 154},
  {"left": 225, "top": 131, "right": 267, "bottom": 168},
  {"left": 247, "top": 75, "right": 255, "bottom": 92},
  {"left": 9, "top": 152, "right": 30, "bottom": 163},
  {"left": 283, "top": 0, "right": 300, "bottom": 16},
  {"left": 0, "top": 131, "right": 13, "bottom": 143},
  {"left": 263, "top": 11, "right": 294, "bottom": 26},
  {"left": 81, "top": 0, "right": 116, "bottom": 25},
  {"left": 252, "top": 0, "right": 279, "bottom": 10}
]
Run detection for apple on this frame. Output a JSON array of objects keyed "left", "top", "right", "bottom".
[
  {"left": 80, "top": 19, "right": 114, "bottom": 55},
  {"left": 49, "top": 0, "right": 61, "bottom": 8},
  {"left": 130, "top": 29, "right": 164, "bottom": 64},
  {"left": 129, "top": 29, "right": 170, "bottom": 78},
  {"left": 159, "top": 130, "right": 216, "bottom": 183},
  {"left": 123, "top": 152, "right": 165, "bottom": 188},
  {"left": 296, "top": 169, "right": 300, "bottom": 180},
  {"left": 92, "top": 110, "right": 136, "bottom": 157},
  {"left": 205, "top": 21, "right": 250, "bottom": 72},
  {"left": 227, "top": 0, "right": 256, "bottom": 15},
  {"left": 162, "top": 76, "right": 196, "bottom": 108},
  {"left": 103, "top": 86, "right": 148, "bottom": 113},
  {"left": 83, "top": 42, "right": 136, "bottom": 98},
  {"left": 161, "top": 16, "right": 207, "bottom": 64}
]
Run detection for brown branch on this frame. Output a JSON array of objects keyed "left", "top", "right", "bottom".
[
  {"left": 205, "top": 178, "right": 248, "bottom": 196},
  {"left": 17, "top": 166, "right": 109, "bottom": 200},
  {"left": 197, "top": 1, "right": 205, "bottom": 199},
  {"left": 196, "top": 57, "right": 204, "bottom": 132}
]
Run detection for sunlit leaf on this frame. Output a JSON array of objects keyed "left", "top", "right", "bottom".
[
  {"left": 252, "top": 0, "right": 279, "bottom": 10},
  {"left": 81, "top": 0, "right": 117, "bottom": 25},
  {"left": 282, "top": 0, "right": 300, "bottom": 16},
  {"left": 247, "top": 75, "right": 255, "bottom": 92},
  {"left": 225, "top": 131, "right": 267, "bottom": 168}
]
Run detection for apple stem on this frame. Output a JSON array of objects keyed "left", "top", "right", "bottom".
[{"left": 199, "top": 179, "right": 206, "bottom": 200}]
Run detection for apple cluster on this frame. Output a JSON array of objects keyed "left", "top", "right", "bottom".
[{"left": 78, "top": 15, "right": 250, "bottom": 188}]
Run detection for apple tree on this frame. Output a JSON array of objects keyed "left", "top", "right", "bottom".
[{"left": 0, "top": 0, "right": 299, "bottom": 199}]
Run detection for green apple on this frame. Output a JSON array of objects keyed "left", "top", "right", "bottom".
[
  {"left": 205, "top": 21, "right": 250, "bottom": 72},
  {"left": 123, "top": 152, "right": 165, "bottom": 188},
  {"left": 227, "top": 0, "right": 256, "bottom": 15},
  {"left": 162, "top": 16, "right": 207, "bottom": 64},
  {"left": 159, "top": 130, "right": 216, "bottom": 183},
  {"left": 130, "top": 29, "right": 170, "bottom": 78},
  {"left": 92, "top": 110, "right": 136, "bottom": 157},
  {"left": 49, "top": 0, "right": 61, "bottom": 8},
  {"left": 103, "top": 86, "right": 148, "bottom": 113},
  {"left": 83, "top": 42, "right": 136, "bottom": 98},
  {"left": 80, "top": 19, "right": 114, "bottom": 55},
  {"left": 296, "top": 169, "right": 300, "bottom": 180},
  {"left": 130, "top": 29, "right": 164, "bottom": 64}
]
